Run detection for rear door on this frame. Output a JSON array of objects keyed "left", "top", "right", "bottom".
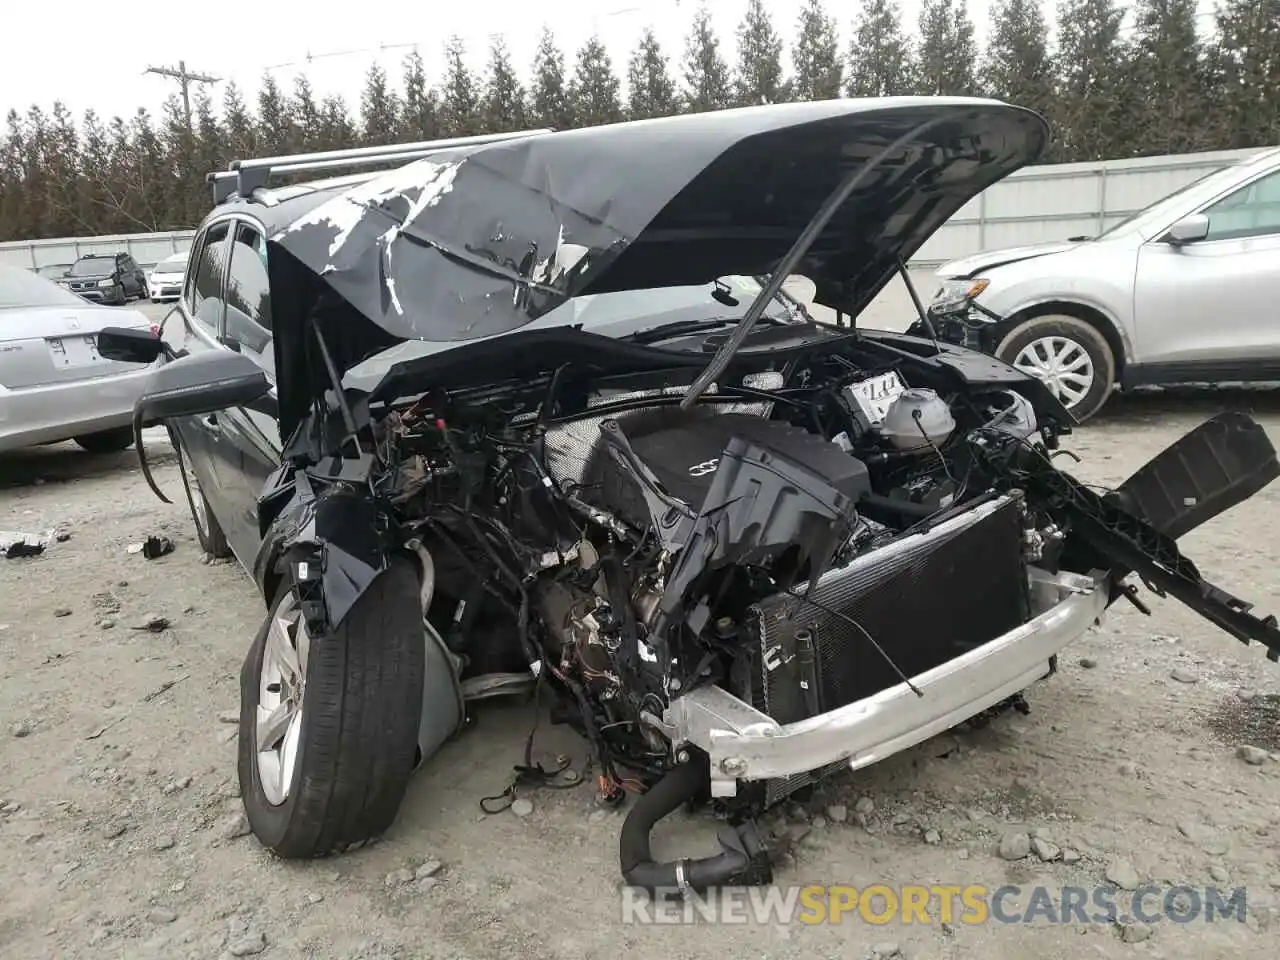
[
  {"left": 1133, "top": 165, "right": 1280, "bottom": 372},
  {"left": 204, "top": 217, "right": 282, "bottom": 563}
]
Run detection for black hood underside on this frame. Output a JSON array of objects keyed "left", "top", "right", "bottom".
[{"left": 266, "top": 98, "right": 1049, "bottom": 439}]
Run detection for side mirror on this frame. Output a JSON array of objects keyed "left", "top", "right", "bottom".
[
  {"left": 97, "top": 326, "right": 165, "bottom": 364},
  {"left": 128, "top": 350, "right": 270, "bottom": 508},
  {"left": 135, "top": 350, "right": 269, "bottom": 424},
  {"left": 1165, "top": 214, "right": 1210, "bottom": 246}
]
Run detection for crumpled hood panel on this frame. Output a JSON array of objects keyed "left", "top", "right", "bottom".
[{"left": 265, "top": 98, "right": 1050, "bottom": 440}]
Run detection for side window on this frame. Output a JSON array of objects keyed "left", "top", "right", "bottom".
[
  {"left": 1203, "top": 169, "right": 1280, "bottom": 241},
  {"left": 186, "top": 221, "right": 231, "bottom": 336},
  {"left": 224, "top": 222, "right": 274, "bottom": 376}
]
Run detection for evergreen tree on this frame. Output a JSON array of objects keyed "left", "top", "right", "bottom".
[
  {"left": 1052, "top": 0, "right": 1129, "bottom": 161},
  {"left": 1207, "top": 0, "right": 1280, "bottom": 150},
  {"left": 400, "top": 50, "right": 440, "bottom": 141},
  {"left": 129, "top": 107, "right": 168, "bottom": 229},
  {"left": 76, "top": 109, "right": 114, "bottom": 236},
  {"left": 256, "top": 73, "right": 293, "bottom": 154},
  {"left": 1125, "top": 0, "right": 1209, "bottom": 155},
  {"left": 360, "top": 62, "right": 402, "bottom": 145},
  {"left": 221, "top": 81, "right": 257, "bottom": 162},
  {"left": 914, "top": 0, "right": 980, "bottom": 95},
  {"left": 439, "top": 37, "right": 481, "bottom": 136},
  {"left": 791, "top": 0, "right": 843, "bottom": 102},
  {"left": 528, "top": 27, "right": 574, "bottom": 130},
  {"left": 159, "top": 94, "right": 200, "bottom": 226},
  {"left": 291, "top": 74, "right": 322, "bottom": 151},
  {"left": 318, "top": 95, "right": 357, "bottom": 150},
  {"left": 734, "top": 0, "right": 789, "bottom": 105},
  {"left": 682, "top": 3, "right": 734, "bottom": 112},
  {"left": 627, "top": 27, "right": 679, "bottom": 120},
  {"left": 570, "top": 36, "right": 624, "bottom": 127},
  {"left": 191, "top": 91, "right": 225, "bottom": 194},
  {"left": 20, "top": 107, "right": 52, "bottom": 236},
  {"left": 45, "top": 101, "right": 92, "bottom": 234},
  {"left": 482, "top": 37, "right": 527, "bottom": 133},
  {"left": 846, "top": 0, "right": 915, "bottom": 96},
  {"left": 982, "top": 0, "right": 1054, "bottom": 122}
]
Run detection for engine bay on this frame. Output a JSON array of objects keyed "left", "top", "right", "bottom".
[
  {"left": 345, "top": 342, "right": 1090, "bottom": 796},
  {"left": 259, "top": 326, "right": 1280, "bottom": 892}
]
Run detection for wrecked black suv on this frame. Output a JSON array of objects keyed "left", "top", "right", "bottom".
[{"left": 98, "top": 99, "right": 1280, "bottom": 891}]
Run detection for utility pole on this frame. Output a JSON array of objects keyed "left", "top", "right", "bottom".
[{"left": 144, "top": 60, "right": 221, "bottom": 127}]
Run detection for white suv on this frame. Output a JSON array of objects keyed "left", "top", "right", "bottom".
[{"left": 921, "top": 146, "right": 1280, "bottom": 421}]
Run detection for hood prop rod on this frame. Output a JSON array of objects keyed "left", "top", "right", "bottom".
[
  {"left": 896, "top": 253, "right": 943, "bottom": 354},
  {"left": 308, "top": 314, "right": 361, "bottom": 457},
  {"left": 681, "top": 113, "right": 953, "bottom": 410}
]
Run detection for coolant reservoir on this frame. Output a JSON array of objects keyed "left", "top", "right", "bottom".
[{"left": 879, "top": 388, "right": 956, "bottom": 450}]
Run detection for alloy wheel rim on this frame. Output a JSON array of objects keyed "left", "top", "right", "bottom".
[
  {"left": 1012, "top": 336, "right": 1095, "bottom": 408},
  {"left": 256, "top": 592, "right": 310, "bottom": 806}
]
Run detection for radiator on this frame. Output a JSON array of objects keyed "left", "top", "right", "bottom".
[{"left": 736, "top": 493, "right": 1031, "bottom": 806}]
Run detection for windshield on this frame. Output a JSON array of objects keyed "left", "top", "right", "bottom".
[
  {"left": 0, "top": 264, "right": 93, "bottom": 308},
  {"left": 154, "top": 254, "right": 188, "bottom": 271},
  {"left": 530, "top": 275, "right": 804, "bottom": 336},
  {"left": 68, "top": 257, "right": 116, "bottom": 277},
  {"left": 1096, "top": 164, "right": 1245, "bottom": 239}
]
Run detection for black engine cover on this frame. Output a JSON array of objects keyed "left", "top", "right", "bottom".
[{"left": 588, "top": 410, "right": 870, "bottom": 528}]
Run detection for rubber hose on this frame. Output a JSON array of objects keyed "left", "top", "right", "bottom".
[{"left": 619, "top": 753, "right": 755, "bottom": 893}]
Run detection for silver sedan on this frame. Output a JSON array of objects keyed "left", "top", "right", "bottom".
[{"left": 0, "top": 263, "right": 160, "bottom": 453}]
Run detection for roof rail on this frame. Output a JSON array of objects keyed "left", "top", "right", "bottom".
[{"left": 206, "top": 128, "right": 553, "bottom": 204}]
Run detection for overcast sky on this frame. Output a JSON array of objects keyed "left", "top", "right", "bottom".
[{"left": 5, "top": 0, "right": 1221, "bottom": 121}]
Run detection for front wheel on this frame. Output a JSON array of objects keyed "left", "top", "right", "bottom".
[
  {"left": 995, "top": 314, "right": 1116, "bottom": 422},
  {"left": 238, "top": 557, "right": 426, "bottom": 858}
]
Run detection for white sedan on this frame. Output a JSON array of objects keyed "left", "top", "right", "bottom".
[
  {"left": 147, "top": 251, "right": 189, "bottom": 302},
  {"left": 0, "top": 263, "right": 159, "bottom": 453}
]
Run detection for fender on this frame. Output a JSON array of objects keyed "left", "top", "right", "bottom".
[
  {"left": 252, "top": 456, "right": 467, "bottom": 768},
  {"left": 252, "top": 453, "right": 396, "bottom": 633}
]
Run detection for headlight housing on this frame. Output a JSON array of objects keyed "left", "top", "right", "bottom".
[
  {"left": 930, "top": 277, "right": 990, "bottom": 314},
  {"left": 97, "top": 277, "right": 116, "bottom": 288}
]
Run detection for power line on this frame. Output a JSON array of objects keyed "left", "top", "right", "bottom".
[{"left": 144, "top": 60, "right": 221, "bottom": 127}]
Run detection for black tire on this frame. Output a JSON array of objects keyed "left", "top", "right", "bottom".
[
  {"left": 994, "top": 313, "right": 1116, "bottom": 422},
  {"left": 73, "top": 426, "right": 134, "bottom": 453},
  {"left": 238, "top": 557, "right": 425, "bottom": 858},
  {"left": 171, "top": 429, "right": 232, "bottom": 558},
  {"left": 138, "top": 281, "right": 149, "bottom": 301}
]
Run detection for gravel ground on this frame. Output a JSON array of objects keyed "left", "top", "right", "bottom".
[{"left": 3, "top": 317, "right": 1280, "bottom": 957}]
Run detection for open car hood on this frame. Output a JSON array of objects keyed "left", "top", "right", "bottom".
[{"left": 266, "top": 97, "right": 1049, "bottom": 439}]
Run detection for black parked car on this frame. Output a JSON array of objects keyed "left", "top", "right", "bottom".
[
  {"left": 58, "top": 252, "right": 149, "bottom": 304},
  {"left": 98, "top": 100, "right": 1280, "bottom": 892}
]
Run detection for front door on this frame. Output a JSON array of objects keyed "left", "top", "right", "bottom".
[
  {"left": 1133, "top": 166, "right": 1280, "bottom": 374},
  {"left": 205, "top": 218, "right": 282, "bottom": 564},
  {"left": 167, "top": 220, "right": 234, "bottom": 528}
]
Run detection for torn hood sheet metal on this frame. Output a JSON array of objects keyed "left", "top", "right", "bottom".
[{"left": 266, "top": 97, "right": 1048, "bottom": 434}]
